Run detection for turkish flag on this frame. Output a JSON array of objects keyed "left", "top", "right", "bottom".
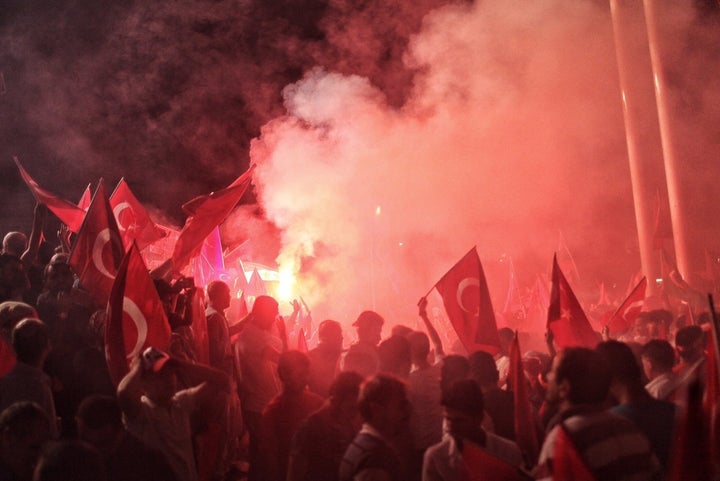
[
  {"left": 434, "top": 247, "right": 501, "bottom": 355},
  {"left": 461, "top": 442, "right": 524, "bottom": 481},
  {"left": 606, "top": 277, "right": 647, "bottom": 335},
  {"left": 508, "top": 332, "right": 540, "bottom": 465},
  {"left": 172, "top": 165, "right": 254, "bottom": 272},
  {"left": 109, "top": 178, "right": 166, "bottom": 250},
  {"left": 77, "top": 183, "right": 92, "bottom": 211},
  {"left": 547, "top": 255, "right": 598, "bottom": 350},
  {"left": 553, "top": 425, "right": 596, "bottom": 481},
  {"left": 69, "top": 181, "right": 125, "bottom": 307},
  {"left": 105, "top": 242, "right": 172, "bottom": 386},
  {"left": 14, "top": 157, "right": 86, "bottom": 232}
]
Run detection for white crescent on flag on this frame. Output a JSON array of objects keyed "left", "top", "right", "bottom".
[
  {"left": 92, "top": 228, "right": 117, "bottom": 280},
  {"left": 457, "top": 277, "right": 480, "bottom": 315},
  {"left": 112, "top": 202, "right": 136, "bottom": 233},
  {"left": 123, "top": 296, "right": 148, "bottom": 360}
]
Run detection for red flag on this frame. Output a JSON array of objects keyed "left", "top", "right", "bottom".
[
  {"left": 605, "top": 277, "right": 647, "bottom": 335},
  {"left": 14, "top": 157, "right": 86, "bottom": 232},
  {"left": 109, "top": 178, "right": 166, "bottom": 250},
  {"left": 434, "top": 247, "right": 501, "bottom": 355},
  {"left": 507, "top": 332, "right": 539, "bottom": 465},
  {"left": 77, "top": 183, "right": 92, "bottom": 211},
  {"left": 69, "top": 181, "right": 125, "bottom": 307},
  {"left": 502, "top": 258, "right": 527, "bottom": 330},
  {"left": 547, "top": 255, "right": 598, "bottom": 350},
  {"left": 667, "top": 378, "right": 711, "bottom": 481},
  {"left": 105, "top": 243, "right": 172, "bottom": 385},
  {"left": 553, "top": 425, "right": 596, "bottom": 481},
  {"left": 297, "top": 327, "right": 308, "bottom": 353},
  {"left": 191, "top": 227, "right": 225, "bottom": 288},
  {"left": 556, "top": 231, "right": 580, "bottom": 284},
  {"left": 461, "top": 442, "right": 524, "bottom": 481},
  {"left": 246, "top": 268, "right": 267, "bottom": 298},
  {"left": 172, "top": 165, "right": 254, "bottom": 272}
]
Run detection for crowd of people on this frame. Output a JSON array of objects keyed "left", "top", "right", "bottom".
[{"left": 0, "top": 209, "right": 716, "bottom": 481}]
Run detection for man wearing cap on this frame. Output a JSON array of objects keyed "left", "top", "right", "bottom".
[
  {"left": 117, "top": 347, "right": 230, "bottom": 481},
  {"left": 340, "top": 310, "right": 384, "bottom": 379}
]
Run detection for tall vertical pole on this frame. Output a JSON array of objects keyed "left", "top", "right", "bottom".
[
  {"left": 609, "top": 0, "right": 671, "bottom": 296},
  {"left": 642, "top": 0, "right": 694, "bottom": 284}
]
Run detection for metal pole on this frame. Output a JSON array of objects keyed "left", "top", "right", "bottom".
[{"left": 608, "top": 0, "right": 671, "bottom": 297}]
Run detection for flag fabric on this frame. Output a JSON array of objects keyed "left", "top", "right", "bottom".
[
  {"left": 246, "top": 268, "right": 267, "bottom": 298},
  {"left": 191, "top": 227, "right": 225, "bottom": 288},
  {"left": 434, "top": 247, "right": 501, "bottom": 355},
  {"left": 14, "top": 157, "right": 86, "bottom": 232},
  {"left": 77, "top": 183, "right": 92, "bottom": 211},
  {"left": 105, "top": 243, "right": 172, "bottom": 385},
  {"left": 69, "top": 181, "right": 125, "bottom": 307},
  {"left": 461, "top": 441, "right": 525, "bottom": 481},
  {"left": 297, "top": 327, "right": 308, "bottom": 353},
  {"left": 605, "top": 277, "right": 647, "bottom": 335},
  {"left": 667, "top": 378, "right": 711, "bottom": 481},
  {"left": 552, "top": 424, "right": 596, "bottom": 481},
  {"left": 503, "top": 258, "right": 527, "bottom": 330},
  {"left": 172, "top": 165, "right": 254, "bottom": 272},
  {"left": 507, "top": 332, "right": 540, "bottom": 465},
  {"left": 547, "top": 255, "right": 598, "bottom": 350},
  {"left": 556, "top": 231, "right": 580, "bottom": 284},
  {"left": 109, "top": 178, "right": 166, "bottom": 250}
]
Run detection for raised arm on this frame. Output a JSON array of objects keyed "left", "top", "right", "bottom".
[{"left": 418, "top": 297, "right": 445, "bottom": 358}]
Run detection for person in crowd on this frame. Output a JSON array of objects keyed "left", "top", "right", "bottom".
[
  {"left": 468, "top": 350, "right": 515, "bottom": 441},
  {"left": 287, "top": 371, "right": 364, "bottom": 481},
  {"left": 0, "top": 301, "right": 37, "bottom": 377},
  {"left": 339, "top": 374, "right": 411, "bottom": 481},
  {"left": 407, "top": 331, "right": 443, "bottom": 466},
  {"left": 640, "top": 339, "right": 679, "bottom": 401},
  {"left": 596, "top": 340, "right": 676, "bottom": 473},
  {"left": 32, "top": 440, "right": 106, "bottom": 481},
  {"left": 205, "top": 281, "right": 234, "bottom": 377},
  {"left": 117, "top": 347, "right": 230, "bottom": 481},
  {"left": 308, "top": 319, "right": 345, "bottom": 398},
  {"left": 235, "top": 295, "right": 286, "bottom": 481},
  {"left": 0, "top": 253, "right": 30, "bottom": 303},
  {"left": 495, "top": 328, "right": 515, "bottom": 387},
  {"left": 1, "top": 233, "right": 27, "bottom": 259},
  {"left": 0, "top": 319, "right": 57, "bottom": 438},
  {"left": 535, "top": 347, "right": 659, "bottom": 481},
  {"left": 439, "top": 355, "right": 469, "bottom": 398},
  {"left": 0, "top": 402, "right": 53, "bottom": 481},
  {"left": 155, "top": 278, "right": 198, "bottom": 363},
  {"left": 422, "top": 379, "right": 523, "bottom": 481},
  {"left": 258, "top": 350, "right": 324, "bottom": 481},
  {"left": 673, "top": 325, "right": 706, "bottom": 392},
  {"left": 378, "top": 335, "right": 412, "bottom": 379},
  {"left": 75, "top": 394, "right": 178, "bottom": 481},
  {"left": 341, "top": 310, "right": 384, "bottom": 378}
]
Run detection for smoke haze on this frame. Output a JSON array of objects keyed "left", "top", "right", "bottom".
[{"left": 1, "top": 0, "right": 719, "bottom": 333}]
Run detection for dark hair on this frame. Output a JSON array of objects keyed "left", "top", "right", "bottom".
[
  {"left": 407, "top": 331, "right": 430, "bottom": 360},
  {"left": 641, "top": 339, "right": 675, "bottom": 372},
  {"left": 329, "top": 371, "right": 364, "bottom": 401},
  {"left": 358, "top": 374, "right": 406, "bottom": 422},
  {"left": 11, "top": 318, "right": 49, "bottom": 365},
  {"left": 206, "top": 280, "right": 229, "bottom": 300},
  {"left": 377, "top": 335, "right": 411, "bottom": 377},
  {"left": 76, "top": 395, "right": 122, "bottom": 430},
  {"left": 318, "top": 320, "right": 342, "bottom": 342},
  {"left": 675, "top": 325, "right": 704, "bottom": 349},
  {"left": 555, "top": 348, "right": 611, "bottom": 405},
  {"left": 278, "top": 350, "right": 310, "bottom": 381},
  {"left": 0, "top": 401, "right": 51, "bottom": 437},
  {"left": 35, "top": 440, "right": 106, "bottom": 481},
  {"left": 468, "top": 350, "right": 499, "bottom": 385},
  {"left": 441, "top": 379, "right": 484, "bottom": 416},
  {"left": 441, "top": 355, "right": 469, "bottom": 395},
  {"left": 596, "top": 340, "right": 643, "bottom": 386}
]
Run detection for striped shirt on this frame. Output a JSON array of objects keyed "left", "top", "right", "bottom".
[{"left": 536, "top": 406, "right": 660, "bottom": 481}]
